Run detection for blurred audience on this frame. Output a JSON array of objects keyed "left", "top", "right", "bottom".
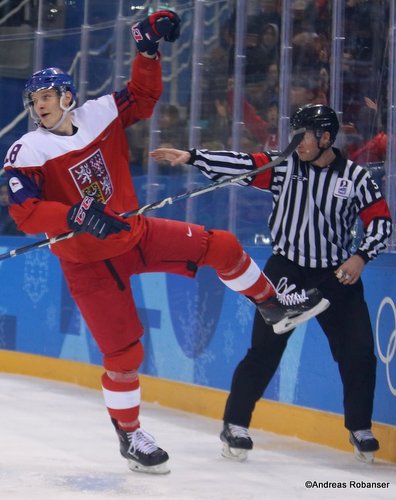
[
  {"left": 350, "top": 130, "right": 386, "bottom": 165},
  {"left": 158, "top": 103, "right": 187, "bottom": 149},
  {"left": 339, "top": 97, "right": 387, "bottom": 166},
  {"left": 260, "top": 23, "right": 280, "bottom": 70},
  {"left": 257, "top": 0, "right": 281, "bottom": 29}
]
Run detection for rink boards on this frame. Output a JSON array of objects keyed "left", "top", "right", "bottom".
[{"left": 0, "top": 235, "right": 395, "bottom": 462}]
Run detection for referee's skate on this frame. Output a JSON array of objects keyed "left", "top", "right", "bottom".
[
  {"left": 220, "top": 423, "right": 253, "bottom": 462},
  {"left": 349, "top": 429, "right": 380, "bottom": 463},
  {"left": 257, "top": 283, "right": 329, "bottom": 334}
]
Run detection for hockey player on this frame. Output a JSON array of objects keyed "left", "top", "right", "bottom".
[
  {"left": 150, "top": 104, "right": 393, "bottom": 463},
  {"left": 3, "top": 11, "right": 327, "bottom": 474}
]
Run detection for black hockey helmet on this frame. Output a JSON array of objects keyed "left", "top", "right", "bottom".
[{"left": 290, "top": 104, "right": 339, "bottom": 145}]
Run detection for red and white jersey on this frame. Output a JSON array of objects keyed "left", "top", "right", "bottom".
[{"left": 4, "top": 54, "right": 162, "bottom": 263}]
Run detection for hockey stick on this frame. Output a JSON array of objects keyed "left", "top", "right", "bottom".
[{"left": 0, "top": 128, "right": 305, "bottom": 262}]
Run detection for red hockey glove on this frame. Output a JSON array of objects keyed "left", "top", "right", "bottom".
[
  {"left": 131, "top": 9, "right": 181, "bottom": 55},
  {"left": 67, "top": 196, "right": 130, "bottom": 240}
]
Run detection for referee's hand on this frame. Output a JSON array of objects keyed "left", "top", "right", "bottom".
[
  {"left": 150, "top": 148, "right": 191, "bottom": 166},
  {"left": 335, "top": 255, "right": 365, "bottom": 285}
]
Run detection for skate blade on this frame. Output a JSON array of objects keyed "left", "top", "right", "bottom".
[
  {"left": 273, "top": 298, "right": 330, "bottom": 334},
  {"left": 353, "top": 447, "right": 375, "bottom": 464},
  {"left": 127, "top": 459, "right": 170, "bottom": 474},
  {"left": 221, "top": 443, "right": 248, "bottom": 462}
]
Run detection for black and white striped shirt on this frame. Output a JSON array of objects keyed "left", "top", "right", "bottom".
[{"left": 188, "top": 148, "right": 392, "bottom": 268}]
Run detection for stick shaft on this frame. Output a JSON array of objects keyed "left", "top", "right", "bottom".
[
  {"left": 126, "top": 128, "right": 304, "bottom": 217},
  {"left": 0, "top": 129, "right": 304, "bottom": 262}
]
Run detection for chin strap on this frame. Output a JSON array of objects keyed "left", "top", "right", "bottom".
[
  {"left": 309, "top": 140, "right": 332, "bottom": 164},
  {"left": 309, "top": 147, "right": 326, "bottom": 163},
  {"left": 45, "top": 94, "right": 76, "bottom": 131}
]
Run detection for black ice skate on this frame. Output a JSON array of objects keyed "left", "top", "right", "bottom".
[
  {"left": 257, "top": 277, "right": 330, "bottom": 334},
  {"left": 349, "top": 429, "right": 379, "bottom": 463},
  {"left": 112, "top": 419, "right": 170, "bottom": 474},
  {"left": 220, "top": 423, "right": 253, "bottom": 462}
]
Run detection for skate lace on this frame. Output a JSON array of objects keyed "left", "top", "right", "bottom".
[
  {"left": 228, "top": 424, "right": 250, "bottom": 439},
  {"left": 126, "top": 428, "right": 159, "bottom": 455},
  {"left": 352, "top": 429, "right": 374, "bottom": 442},
  {"left": 276, "top": 277, "right": 308, "bottom": 306}
]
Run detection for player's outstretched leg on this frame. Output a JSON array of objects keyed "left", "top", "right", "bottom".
[
  {"left": 349, "top": 429, "right": 379, "bottom": 463},
  {"left": 220, "top": 423, "right": 253, "bottom": 462},
  {"left": 257, "top": 277, "right": 330, "bottom": 334},
  {"left": 112, "top": 418, "right": 170, "bottom": 474}
]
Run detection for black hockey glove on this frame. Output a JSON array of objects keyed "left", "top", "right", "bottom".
[
  {"left": 67, "top": 196, "right": 130, "bottom": 240},
  {"left": 131, "top": 9, "right": 181, "bottom": 55}
]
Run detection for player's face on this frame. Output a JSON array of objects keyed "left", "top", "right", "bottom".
[
  {"left": 31, "top": 88, "right": 62, "bottom": 128},
  {"left": 296, "top": 130, "right": 320, "bottom": 162}
]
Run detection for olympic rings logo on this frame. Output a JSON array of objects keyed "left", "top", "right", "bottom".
[{"left": 375, "top": 297, "right": 396, "bottom": 396}]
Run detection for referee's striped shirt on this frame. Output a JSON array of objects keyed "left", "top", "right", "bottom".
[{"left": 188, "top": 148, "right": 392, "bottom": 268}]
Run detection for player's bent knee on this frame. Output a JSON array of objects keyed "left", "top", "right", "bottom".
[
  {"left": 203, "top": 229, "right": 243, "bottom": 269},
  {"left": 103, "top": 340, "right": 144, "bottom": 381}
]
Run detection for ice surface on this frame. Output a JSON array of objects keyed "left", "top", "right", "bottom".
[{"left": 0, "top": 374, "right": 394, "bottom": 500}]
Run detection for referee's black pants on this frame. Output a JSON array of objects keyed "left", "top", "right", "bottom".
[{"left": 223, "top": 254, "right": 377, "bottom": 432}]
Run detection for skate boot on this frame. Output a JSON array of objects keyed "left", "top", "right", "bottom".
[
  {"left": 257, "top": 277, "right": 330, "bottom": 334},
  {"left": 112, "top": 419, "right": 170, "bottom": 474},
  {"left": 220, "top": 423, "right": 253, "bottom": 462},
  {"left": 349, "top": 429, "right": 379, "bottom": 463}
]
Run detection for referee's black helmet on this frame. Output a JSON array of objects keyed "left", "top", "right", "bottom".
[{"left": 290, "top": 104, "right": 339, "bottom": 145}]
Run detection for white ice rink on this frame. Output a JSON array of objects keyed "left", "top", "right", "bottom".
[{"left": 0, "top": 374, "right": 394, "bottom": 500}]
